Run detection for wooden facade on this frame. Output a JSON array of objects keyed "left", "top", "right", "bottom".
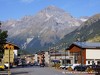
[
  {"left": 69, "top": 44, "right": 86, "bottom": 64},
  {"left": 3, "top": 42, "right": 19, "bottom": 63}
]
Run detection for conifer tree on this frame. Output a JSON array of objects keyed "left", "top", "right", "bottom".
[{"left": 0, "top": 22, "right": 8, "bottom": 58}]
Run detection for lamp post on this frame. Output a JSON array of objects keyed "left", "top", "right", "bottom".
[
  {"left": 64, "top": 43, "right": 67, "bottom": 70},
  {"left": 52, "top": 43, "right": 56, "bottom": 68},
  {"left": 64, "top": 48, "right": 66, "bottom": 70},
  {"left": 77, "top": 32, "right": 83, "bottom": 72},
  {"left": 48, "top": 47, "right": 51, "bottom": 66},
  {"left": 61, "top": 43, "right": 67, "bottom": 70},
  {"left": 54, "top": 46, "right": 59, "bottom": 68}
]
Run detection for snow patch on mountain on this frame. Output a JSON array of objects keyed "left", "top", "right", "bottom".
[{"left": 26, "top": 37, "right": 34, "bottom": 44}]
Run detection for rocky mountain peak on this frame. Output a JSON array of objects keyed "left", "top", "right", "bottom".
[
  {"left": 44, "top": 5, "right": 65, "bottom": 12},
  {"left": 1, "top": 6, "right": 82, "bottom": 53},
  {"left": 39, "top": 5, "right": 70, "bottom": 17}
]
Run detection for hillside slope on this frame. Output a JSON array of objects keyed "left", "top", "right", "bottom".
[{"left": 59, "top": 14, "right": 100, "bottom": 47}]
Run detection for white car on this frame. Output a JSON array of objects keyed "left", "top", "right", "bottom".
[
  {"left": 4, "top": 63, "right": 9, "bottom": 68},
  {"left": 60, "top": 64, "right": 68, "bottom": 69},
  {"left": 4, "top": 63, "right": 13, "bottom": 68},
  {"left": 65, "top": 64, "right": 73, "bottom": 69},
  {"left": 70, "top": 64, "right": 80, "bottom": 70}
]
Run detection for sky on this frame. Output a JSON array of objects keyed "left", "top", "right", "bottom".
[{"left": 0, "top": 0, "right": 100, "bottom": 21}]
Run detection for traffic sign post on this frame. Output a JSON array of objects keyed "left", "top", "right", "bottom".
[{"left": 4, "top": 44, "right": 14, "bottom": 75}]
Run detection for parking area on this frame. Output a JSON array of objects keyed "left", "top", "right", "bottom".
[{"left": 0, "top": 65, "right": 99, "bottom": 75}]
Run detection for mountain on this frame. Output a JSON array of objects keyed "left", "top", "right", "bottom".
[
  {"left": 1, "top": 6, "right": 82, "bottom": 53},
  {"left": 59, "top": 13, "right": 100, "bottom": 47},
  {"left": 79, "top": 16, "right": 89, "bottom": 22}
]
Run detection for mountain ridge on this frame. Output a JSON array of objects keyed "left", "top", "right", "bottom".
[
  {"left": 1, "top": 6, "right": 83, "bottom": 53},
  {"left": 58, "top": 13, "right": 100, "bottom": 47}
]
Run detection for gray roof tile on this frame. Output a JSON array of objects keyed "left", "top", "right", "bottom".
[{"left": 74, "top": 42, "right": 100, "bottom": 48}]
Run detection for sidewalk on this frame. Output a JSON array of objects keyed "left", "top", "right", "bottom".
[{"left": 50, "top": 67, "right": 96, "bottom": 75}]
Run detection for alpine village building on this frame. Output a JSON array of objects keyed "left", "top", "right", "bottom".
[{"left": 68, "top": 42, "right": 100, "bottom": 65}]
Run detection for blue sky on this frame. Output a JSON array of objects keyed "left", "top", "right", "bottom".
[{"left": 0, "top": 0, "right": 100, "bottom": 21}]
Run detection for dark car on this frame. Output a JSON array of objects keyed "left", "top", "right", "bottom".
[
  {"left": 92, "top": 65, "right": 100, "bottom": 74},
  {"left": 34, "top": 62, "right": 40, "bottom": 66},
  {"left": 40, "top": 63, "right": 45, "bottom": 67},
  {"left": 74, "top": 65, "right": 87, "bottom": 71}
]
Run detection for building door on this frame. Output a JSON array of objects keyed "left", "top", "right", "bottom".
[{"left": 67, "top": 60, "right": 71, "bottom": 64}]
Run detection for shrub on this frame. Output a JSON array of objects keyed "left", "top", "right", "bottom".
[
  {"left": 67, "top": 67, "right": 73, "bottom": 71},
  {"left": 86, "top": 67, "right": 95, "bottom": 72}
]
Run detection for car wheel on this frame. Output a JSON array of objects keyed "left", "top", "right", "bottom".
[
  {"left": 74, "top": 68, "right": 77, "bottom": 71},
  {"left": 0, "top": 68, "right": 3, "bottom": 71},
  {"left": 4, "top": 65, "right": 8, "bottom": 69}
]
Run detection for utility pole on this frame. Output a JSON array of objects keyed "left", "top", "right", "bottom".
[
  {"left": 77, "top": 32, "right": 83, "bottom": 72},
  {"left": 52, "top": 46, "right": 56, "bottom": 68},
  {"left": 49, "top": 47, "right": 51, "bottom": 66},
  {"left": 8, "top": 48, "right": 10, "bottom": 75},
  {"left": 64, "top": 48, "right": 66, "bottom": 70},
  {"left": 81, "top": 48, "right": 83, "bottom": 72},
  {"left": 63, "top": 43, "right": 67, "bottom": 70}
]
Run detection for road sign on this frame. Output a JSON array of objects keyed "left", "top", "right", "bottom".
[
  {"left": 4, "top": 49, "right": 14, "bottom": 63},
  {"left": 4, "top": 44, "right": 14, "bottom": 63}
]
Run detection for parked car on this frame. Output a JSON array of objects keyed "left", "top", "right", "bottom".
[
  {"left": 4, "top": 63, "right": 13, "bottom": 69},
  {"left": 65, "top": 64, "right": 73, "bottom": 70},
  {"left": 70, "top": 64, "right": 80, "bottom": 70},
  {"left": 74, "top": 65, "right": 87, "bottom": 71},
  {"left": 40, "top": 63, "right": 45, "bottom": 67},
  {"left": 92, "top": 65, "right": 100, "bottom": 74},
  {"left": 0, "top": 64, "right": 5, "bottom": 71},
  {"left": 34, "top": 62, "right": 40, "bottom": 66},
  {"left": 60, "top": 64, "right": 68, "bottom": 69},
  {"left": 60, "top": 64, "right": 72, "bottom": 69}
]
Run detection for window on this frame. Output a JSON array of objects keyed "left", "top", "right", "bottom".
[
  {"left": 88, "top": 61, "right": 90, "bottom": 64},
  {"left": 92, "top": 61, "right": 94, "bottom": 64},
  {"left": 97, "top": 61, "right": 100, "bottom": 65}
]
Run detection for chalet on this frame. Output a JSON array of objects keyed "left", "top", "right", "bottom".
[
  {"left": 36, "top": 51, "right": 45, "bottom": 65},
  {"left": 68, "top": 42, "right": 100, "bottom": 65},
  {"left": 3, "top": 42, "right": 20, "bottom": 63},
  {"left": 49, "top": 50, "right": 74, "bottom": 65},
  {"left": 34, "top": 50, "right": 74, "bottom": 66},
  {"left": 24, "top": 55, "right": 35, "bottom": 64}
]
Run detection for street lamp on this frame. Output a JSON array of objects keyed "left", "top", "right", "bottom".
[
  {"left": 54, "top": 46, "right": 59, "bottom": 68},
  {"left": 48, "top": 47, "right": 51, "bottom": 66},
  {"left": 64, "top": 43, "right": 67, "bottom": 70},
  {"left": 53, "top": 46, "right": 56, "bottom": 68},
  {"left": 61, "top": 43, "right": 67, "bottom": 70},
  {"left": 77, "top": 32, "right": 83, "bottom": 72}
]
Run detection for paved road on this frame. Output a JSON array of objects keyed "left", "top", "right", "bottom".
[
  {"left": 1, "top": 66, "right": 95, "bottom": 75},
  {"left": 11, "top": 66, "right": 66, "bottom": 75}
]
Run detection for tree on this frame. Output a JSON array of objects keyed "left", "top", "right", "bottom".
[{"left": 0, "top": 22, "right": 8, "bottom": 58}]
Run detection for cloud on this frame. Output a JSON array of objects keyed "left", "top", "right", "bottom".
[{"left": 21, "top": 0, "right": 34, "bottom": 3}]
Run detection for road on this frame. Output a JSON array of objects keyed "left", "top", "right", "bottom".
[
  {"left": 0, "top": 66, "right": 95, "bottom": 75},
  {"left": 11, "top": 66, "right": 66, "bottom": 75}
]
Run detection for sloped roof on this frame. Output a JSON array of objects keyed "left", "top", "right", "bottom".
[
  {"left": 5, "top": 42, "right": 20, "bottom": 49},
  {"left": 73, "top": 42, "right": 100, "bottom": 49}
]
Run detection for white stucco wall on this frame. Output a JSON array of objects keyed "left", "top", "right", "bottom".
[
  {"left": 86, "top": 49, "right": 100, "bottom": 65},
  {"left": 44, "top": 52, "right": 50, "bottom": 64},
  {"left": 86, "top": 49, "right": 100, "bottom": 59},
  {"left": 13, "top": 50, "right": 18, "bottom": 58},
  {"left": 34, "top": 54, "right": 38, "bottom": 62}
]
